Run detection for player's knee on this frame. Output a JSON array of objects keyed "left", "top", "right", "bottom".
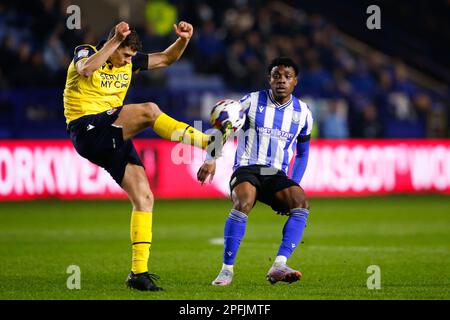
[
  {"left": 232, "top": 199, "right": 253, "bottom": 215},
  {"left": 132, "top": 190, "right": 154, "bottom": 212},
  {"left": 303, "top": 198, "right": 310, "bottom": 210},
  {"left": 290, "top": 192, "right": 309, "bottom": 210},
  {"left": 141, "top": 102, "right": 161, "bottom": 124}
]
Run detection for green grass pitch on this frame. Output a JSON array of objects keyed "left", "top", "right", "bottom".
[{"left": 0, "top": 195, "right": 449, "bottom": 300}]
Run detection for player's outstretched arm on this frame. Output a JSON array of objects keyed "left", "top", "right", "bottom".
[
  {"left": 146, "top": 21, "right": 193, "bottom": 70},
  {"left": 76, "top": 21, "right": 131, "bottom": 77}
]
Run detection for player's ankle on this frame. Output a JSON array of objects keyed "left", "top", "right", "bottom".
[
  {"left": 274, "top": 255, "right": 287, "bottom": 265},
  {"left": 222, "top": 263, "right": 234, "bottom": 272}
]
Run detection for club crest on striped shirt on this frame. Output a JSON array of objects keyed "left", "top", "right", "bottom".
[{"left": 292, "top": 111, "right": 301, "bottom": 124}]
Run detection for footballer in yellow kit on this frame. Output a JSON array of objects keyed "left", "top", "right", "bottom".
[
  {"left": 63, "top": 21, "right": 219, "bottom": 291},
  {"left": 64, "top": 43, "right": 133, "bottom": 123}
]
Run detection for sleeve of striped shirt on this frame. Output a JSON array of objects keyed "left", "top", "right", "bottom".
[
  {"left": 291, "top": 140, "right": 310, "bottom": 184},
  {"left": 239, "top": 93, "right": 252, "bottom": 112},
  {"left": 292, "top": 106, "right": 313, "bottom": 184},
  {"left": 299, "top": 106, "right": 313, "bottom": 139}
]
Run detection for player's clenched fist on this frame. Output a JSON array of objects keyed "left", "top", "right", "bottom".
[
  {"left": 115, "top": 21, "right": 131, "bottom": 42},
  {"left": 173, "top": 21, "right": 193, "bottom": 40}
]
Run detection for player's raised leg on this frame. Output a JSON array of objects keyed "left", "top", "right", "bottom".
[
  {"left": 267, "top": 186, "right": 309, "bottom": 284},
  {"left": 121, "top": 163, "right": 163, "bottom": 291},
  {"left": 212, "top": 182, "right": 257, "bottom": 286},
  {"left": 113, "top": 102, "right": 210, "bottom": 149}
]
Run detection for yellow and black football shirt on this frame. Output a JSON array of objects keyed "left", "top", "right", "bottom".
[{"left": 63, "top": 41, "right": 148, "bottom": 124}]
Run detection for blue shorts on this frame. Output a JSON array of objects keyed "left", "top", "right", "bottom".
[{"left": 68, "top": 107, "right": 143, "bottom": 185}]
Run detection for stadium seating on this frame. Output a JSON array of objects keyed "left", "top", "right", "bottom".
[{"left": 0, "top": 0, "right": 447, "bottom": 139}]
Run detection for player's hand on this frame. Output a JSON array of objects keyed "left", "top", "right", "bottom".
[
  {"left": 197, "top": 159, "right": 216, "bottom": 185},
  {"left": 173, "top": 21, "right": 193, "bottom": 40},
  {"left": 115, "top": 21, "right": 131, "bottom": 42}
]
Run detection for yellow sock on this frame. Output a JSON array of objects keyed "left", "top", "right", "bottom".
[
  {"left": 130, "top": 211, "right": 152, "bottom": 274},
  {"left": 153, "top": 113, "right": 209, "bottom": 149}
]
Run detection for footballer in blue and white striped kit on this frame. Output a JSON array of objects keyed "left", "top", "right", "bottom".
[{"left": 197, "top": 57, "right": 313, "bottom": 286}]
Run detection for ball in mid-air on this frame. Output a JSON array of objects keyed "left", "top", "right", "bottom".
[{"left": 210, "top": 99, "right": 246, "bottom": 133}]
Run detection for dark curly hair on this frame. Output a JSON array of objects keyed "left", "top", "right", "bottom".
[
  {"left": 107, "top": 26, "right": 142, "bottom": 51},
  {"left": 267, "top": 57, "right": 299, "bottom": 76}
]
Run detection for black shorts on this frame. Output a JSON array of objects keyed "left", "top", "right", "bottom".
[
  {"left": 68, "top": 107, "right": 143, "bottom": 185},
  {"left": 229, "top": 165, "right": 298, "bottom": 212}
]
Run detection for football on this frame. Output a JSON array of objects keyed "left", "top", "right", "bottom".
[{"left": 210, "top": 99, "right": 246, "bottom": 133}]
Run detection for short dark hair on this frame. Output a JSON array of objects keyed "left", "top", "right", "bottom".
[
  {"left": 108, "top": 26, "right": 142, "bottom": 51},
  {"left": 267, "top": 57, "right": 299, "bottom": 76}
]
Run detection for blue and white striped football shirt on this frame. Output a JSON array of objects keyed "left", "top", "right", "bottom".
[{"left": 233, "top": 89, "right": 313, "bottom": 174}]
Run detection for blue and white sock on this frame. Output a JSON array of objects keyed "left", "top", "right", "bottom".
[
  {"left": 223, "top": 209, "right": 248, "bottom": 266},
  {"left": 276, "top": 208, "right": 309, "bottom": 261}
]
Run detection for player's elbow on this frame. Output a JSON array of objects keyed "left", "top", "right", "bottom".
[
  {"left": 148, "top": 52, "right": 173, "bottom": 69},
  {"left": 162, "top": 52, "right": 177, "bottom": 66},
  {"left": 296, "top": 151, "right": 309, "bottom": 163},
  {"left": 76, "top": 62, "right": 95, "bottom": 77},
  {"left": 78, "top": 66, "right": 94, "bottom": 77}
]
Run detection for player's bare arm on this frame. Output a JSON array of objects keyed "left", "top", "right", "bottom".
[
  {"left": 146, "top": 21, "right": 194, "bottom": 70},
  {"left": 75, "top": 21, "right": 131, "bottom": 77}
]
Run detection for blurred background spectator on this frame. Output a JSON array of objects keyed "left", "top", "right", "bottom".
[{"left": 0, "top": 0, "right": 448, "bottom": 139}]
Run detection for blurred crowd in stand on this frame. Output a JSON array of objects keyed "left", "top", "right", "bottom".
[{"left": 0, "top": 0, "right": 448, "bottom": 138}]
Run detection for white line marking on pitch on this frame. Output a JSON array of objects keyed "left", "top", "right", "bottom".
[{"left": 209, "top": 238, "right": 224, "bottom": 245}]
